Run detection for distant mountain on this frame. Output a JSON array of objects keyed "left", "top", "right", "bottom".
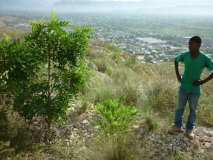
[
  {"left": 0, "top": 0, "right": 54, "bottom": 10},
  {"left": 53, "top": 0, "right": 143, "bottom": 10},
  {"left": 0, "top": 0, "right": 40, "bottom": 7},
  {"left": 54, "top": 0, "right": 140, "bottom": 6},
  {"left": 53, "top": 0, "right": 144, "bottom": 13}
]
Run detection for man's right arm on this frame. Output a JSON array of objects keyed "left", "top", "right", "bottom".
[
  {"left": 175, "top": 60, "right": 182, "bottom": 83},
  {"left": 174, "top": 53, "right": 184, "bottom": 82}
]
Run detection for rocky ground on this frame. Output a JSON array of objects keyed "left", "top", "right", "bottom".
[
  {"left": 139, "top": 127, "right": 213, "bottom": 159},
  {"left": 54, "top": 103, "right": 213, "bottom": 160},
  {"left": 57, "top": 103, "right": 98, "bottom": 145}
]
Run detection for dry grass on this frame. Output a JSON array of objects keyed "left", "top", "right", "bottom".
[{"left": 0, "top": 39, "right": 212, "bottom": 159}]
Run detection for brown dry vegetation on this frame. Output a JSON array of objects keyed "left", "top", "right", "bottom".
[{"left": 0, "top": 36, "right": 212, "bottom": 159}]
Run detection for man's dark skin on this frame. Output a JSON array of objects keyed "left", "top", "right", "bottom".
[{"left": 175, "top": 40, "right": 213, "bottom": 85}]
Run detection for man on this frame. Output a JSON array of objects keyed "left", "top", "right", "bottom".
[{"left": 170, "top": 36, "right": 213, "bottom": 140}]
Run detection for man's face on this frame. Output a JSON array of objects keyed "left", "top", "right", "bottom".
[{"left": 189, "top": 41, "right": 201, "bottom": 53}]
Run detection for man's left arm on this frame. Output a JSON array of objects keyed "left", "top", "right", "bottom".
[
  {"left": 193, "top": 72, "right": 213, "bottom": 86},
  {"left": 193, "top": 56, "right": 213, "bottom": 86}
]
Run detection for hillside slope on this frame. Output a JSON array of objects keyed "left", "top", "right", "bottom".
[{"left": 0, "top": 40, "right": 213, "bottom": 159}]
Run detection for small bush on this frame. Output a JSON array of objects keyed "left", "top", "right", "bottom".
[
  {"left": 173, "top": 152, "right": 192, "bottom": 160},
  {"left": 0, "top": 109, "right": 10, "bottom": 141},
  {"left": 143, "top": 115, "right": 160, "bottom": 132},
  {"left": 120, "top": 83, "right": 138, "bottom": 106},
  {"left": 197, "top": 95, "right": 213, "bottom": 127},
  {"left": 93, "top": 57, "right": 108, "bottom": 73},
  {"left": 83, "top": 135, "right": 138, "bottom": 160},
  {"left": 83, "top": 71, "right": 117, "bottom": 103},
  {"left": 111, "top": 67, "right": 141, "bottom": 106},
  {"left": 96, "top": 99, "right": 138, "bottom": 136},
  {"left": 124, "top": 55, "right": 138, "bottom": 68},
  {"left": 146, "top": 81, "right": 177, "bottom": 115},
  {"left": 0, "top": 107, "right": 34, "bottom": 157}
]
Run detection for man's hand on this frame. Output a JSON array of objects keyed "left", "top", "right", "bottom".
[
  {"left": 193, "top": 73, "right": 213, "bottom": 86},
  {"left": 193, "top": 80, "right": 204, "bottom": 86},
  {"left": 177, "top": 75, "right": 182, "bottom": 83}
]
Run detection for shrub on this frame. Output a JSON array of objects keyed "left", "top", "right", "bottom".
[
  {"left": 83, "top": 71, "right": 112, "bottom": 102},
  {"left": 0, "top": 106, "right": 35, "bottom": 156},
  {"left": 173, "top": 152, "right": 192, "bottom": 160},
  {"left": 83, "top": 135, "right": 138, "bottom": 160},
  {"left": 93, "top": 58, "right": 108, "bottom": 73},
  {"left": 197, "top": 95, "right": 213, "bottom": 127},
  {"left": 145, "top": 81, "right": 177, "bottom": 115},
  {"left": 96, "top": 99, "right": 138, "bottom": 136},
  {"left": 143, "top": 115, "right": 160, "bottom": 132},
  {"left": 124, "top": 55, "right": 138, "bottom": 68},
  {"left": 110, "top": 67, "right": 141, "bottom": 106},
  {"left": 0, "top": 13, "right": 91, "bottom": 127},
  {"left": 0, "top": 106, "right": 10, "bottom": 142}
]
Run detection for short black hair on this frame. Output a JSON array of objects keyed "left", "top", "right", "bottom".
[{"left": 189, "top": 36, "right": 202, "bottom": 44}]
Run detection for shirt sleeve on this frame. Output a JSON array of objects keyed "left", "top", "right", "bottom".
[
  {"left": 175, "top": 53, "right": 184, "bottom": 63},
  {"left": 205, "top": 56, "right": 213, "bottom": 71}
]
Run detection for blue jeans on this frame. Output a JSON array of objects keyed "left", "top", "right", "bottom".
[{"left": 174, "top": 87, "right": 200, "bottom": 132}]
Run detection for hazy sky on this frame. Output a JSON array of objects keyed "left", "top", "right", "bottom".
[
  {"left": 0, "top": 0, "right": 213, "bottom": 16},
  {"left": 1, "top": 0, "right": 213, "bottom": 6},
  {"left": 55, "top": 0, "right": 212, "bottom": 4}
]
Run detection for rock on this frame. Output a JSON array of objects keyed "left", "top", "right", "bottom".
[
  {"left": 88, "top": 63, "right": 98, "bottom": 71},
  {"left": 132, "top": 125, "right": 140, "bottom": 129},
  {"left": 204, "top": 142, "right": 211, "bottom": 148},
  {"left": 192, "top": 139, "right": 200, "bottom": 150},
  {"left": 82, "top": 119, "right": 89, "bottom": 125}
]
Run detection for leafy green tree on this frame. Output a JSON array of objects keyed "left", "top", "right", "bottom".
[{"left": 0, "top": 13, "right": 91, "bottom": 127}]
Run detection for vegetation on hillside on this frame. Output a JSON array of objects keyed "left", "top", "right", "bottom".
[{"left": 0, "top": 16, "right": 213, "bottom": 160}]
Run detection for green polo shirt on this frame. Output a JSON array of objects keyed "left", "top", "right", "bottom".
[{"left": 175, "top": 51, "right": 213, "bottom": 95}]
